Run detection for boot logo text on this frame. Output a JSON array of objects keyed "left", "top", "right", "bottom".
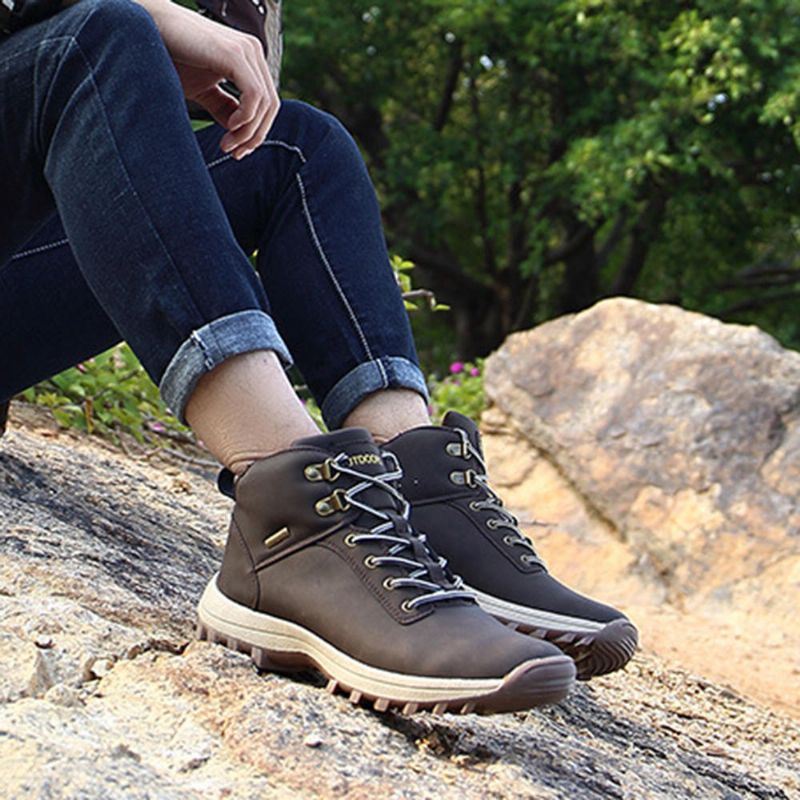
[{"left": 348, "top": 453, "right": 382, "bottom": 466}]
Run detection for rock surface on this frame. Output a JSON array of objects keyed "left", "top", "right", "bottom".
[
  {"left": 1, "top": 408, "right": 799, "bottom": 798},
  {"left": 482, "top": 297, "right": 800, "bottom": 717}
]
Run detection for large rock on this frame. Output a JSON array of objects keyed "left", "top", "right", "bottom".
[
  {"left": 1, "top": 414, "right": 798, "bottom": 798},
  {"left": 482, "top": 297, "right": 800, "bottom": 716}
]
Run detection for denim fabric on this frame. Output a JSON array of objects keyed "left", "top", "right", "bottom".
[
  {"left": 0, "top": 0, "right": 428, "bottom": 426},
  {"left": 321, "top": 357, "right": 429, "bottom": 431},
  {"left": 160, "top": 310, "right": 292, "bottom": 421}
]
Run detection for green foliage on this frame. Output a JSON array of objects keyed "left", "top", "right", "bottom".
[
  {"left": 22, "top": 256, "right": 469, "bottom": 441},
  {"left": 282, "top": 0, "right": 800, "bottom": 355},
  {"left": 22, "top": 345, "right": 190, "bottom": 443},
  {"left": 429, "top": 360, "right": 486, "bottom": 422},
  {"left": 23, "top": 346, "right": 485, "bottom": 441},
  {"left": 393, "top": 255, "right": 449, "bottom": 311}
]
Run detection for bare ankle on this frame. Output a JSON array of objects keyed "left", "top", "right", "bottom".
[{"left": 342, "top": 389, "right": 431, "bottom": 441}]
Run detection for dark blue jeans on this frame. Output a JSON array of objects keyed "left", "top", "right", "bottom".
[{"left": 0, "top": 0, "right": 427, "bottom": 427}]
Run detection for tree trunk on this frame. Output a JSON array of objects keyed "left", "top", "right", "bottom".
[{"left": 559, "top": 230, "right": 599, "bottom": 314}]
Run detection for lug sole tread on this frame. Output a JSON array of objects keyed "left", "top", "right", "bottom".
[
  {"left": 196, "top": 620, "right": 574, "bottom": 715},
  {"left": 500, "top": 616, "right": 639, "bottom": 680}
]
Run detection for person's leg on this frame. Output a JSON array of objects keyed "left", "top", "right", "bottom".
[
  {"left": 192, "top": 104, "right": 634, "bottom": 678},
  {"left": 0, "top": 31, "right": 576, "bottom": 710},
  {"left": 0, "top": 98, "right": 430, "bottom": 465},
  {"left": 0, "top": 0, "right": 316, "bottom": 464},
  {"left": 340, "top": 388, "right": 430, "bottom": 442},
  {"left": 190, "top": 100, "right": 433, "bottom": 436}
]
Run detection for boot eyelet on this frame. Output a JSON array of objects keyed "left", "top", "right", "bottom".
[
  {"left": 446, "top": 442, "right": 464, "bottom": 457},
  {"left": 449, "top": 470, "right": 465, "bottom": 486},
  {"left": 305, "top": 458, "right": 339, "bottom": 482},
  {"left": 364, "top": 555, "right": 380, "bottom": 569},
  {"left": 486, "top": 518, "right": 499, "bottom": 529},
  {"left": 315, "top": 489, "right": 350, "bottom": 517},
  {"left": 304, "top": 463, "right": 323, "bottom": 481},
  {"left": 469, "top": 501, "right": 482, "bottom": 511},
  {"left": 315, "top": 499, "right": 333, "bottom": 515},
  {"left": 503, "top": 535, "right": 516, "bottom": 546},
  {"left": 400, "top": 599, "right": 416, "bottom": 613},
  {"left": 344, "top": 533, "right": 358, "bottom": 548},
  {"left": 521, "top": 555, "right": 538, "bottom": 565},
  {"left": 382, "top": 577, "right": 396, "bottom": 590},
  {"left": 320, "top": 458, "right": 340, "bottom": 482}
]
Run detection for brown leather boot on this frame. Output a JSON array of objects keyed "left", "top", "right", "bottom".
[
  {"left": 197, "top": 427, "right": 575, "bottom": 714},
  {"left": 384, "top": 412, "right": 638, "bottom": 680}
]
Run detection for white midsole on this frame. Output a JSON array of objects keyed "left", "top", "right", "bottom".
[
  {"left": 465, "top": 585, "right": 606, "bottom": 633},
  {"left": 197, "top": 575, "right": 512, "bottom": 702}
]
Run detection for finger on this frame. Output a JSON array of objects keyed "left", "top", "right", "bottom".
[
  {"left": 259, "top": 62, "right": 281, "bottom": 136},
  {"left": 196, "top": 85, "right": 240, "bottom": 129},
  {"left": 241, "top": 49, "right": 280, "bottom": 152},
  {"left": 224, "top": 94, "right": 268, "bottom": 157},
  {"left": 231, "top": 97, "right": 281, "bottom": 160},
  {"left": 219, "top": 86, "right": 264, "bottom": 152},
  {"left": 223, "top": 47, "right": 264, "bottom": 133},
  {"left": 231, "top": 83, "right": 280, "bottom": 157}
]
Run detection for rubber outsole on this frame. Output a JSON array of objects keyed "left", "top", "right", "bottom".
[
  {"left": 464, "top": 586, "right": 639, "bottom": 680},
  {"left": 499, "top": 616, "right": 639, "bottom": 680},
  {"left": 195, "top": 579, "right": 575, "bottom": 715}
]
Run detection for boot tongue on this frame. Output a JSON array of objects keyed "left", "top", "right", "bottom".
[
  {"left": 292, "top": 427, "right": 388, "bottom": 478},
  {"left": 293, "top": 428, "right": 398, "bottom": 517},
  {"left": 442, "top": 411, "right": 483, "bottom": 457}
]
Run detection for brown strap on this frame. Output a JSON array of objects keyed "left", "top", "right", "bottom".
[{"left": 195, "top": 0, "right": 283, "bottom": 89}]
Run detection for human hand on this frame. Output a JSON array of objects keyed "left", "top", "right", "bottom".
[{"left": 137, "top": 0, "right": 279, "bottom": 160}]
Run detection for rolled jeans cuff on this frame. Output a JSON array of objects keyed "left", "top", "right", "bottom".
[
  {"left": 321, "top": 356, "right": 430, "bottom": 430},
  {"left": 159, "top": 310, "right": 293, "bottom": 423}
]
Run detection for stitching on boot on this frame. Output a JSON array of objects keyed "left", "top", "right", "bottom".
[
  {"left": 231, "top": 516, "right": 260, "bottom": 607},
  {"left": 251, "top": 521, "right": 366, "bottom": 571},
  {"left": 318, "top": 539, "right": 432, "bottom": 625},
  {"left": 448, "top": 500, "right": 533, "bottom": 573}
]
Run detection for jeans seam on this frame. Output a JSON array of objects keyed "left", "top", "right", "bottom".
[
  {"left": 205, "top": 139, "right": 308, "bottom": 170},
  {"left": 320, "top": 356, "right": 428, "bottom": 429},
  {"left": 36, "top": 1, "right": 108, "bottom": 144},
  {"left": 190, "top": 330, "right": 213, "bottom": 370},
  {"left": 8, "top": 144, "right": 309, "bottom": 262},
  {"left": 160, "top": 309, "right": 292, "bottom": 420},
  {"left": 61, "top": 38, "right": 209, "bottom": 337},
  {"left": 295, "top": 172, "right": 388, "bottom": 387},
  {"left": 0, "top": 34, "right": 76, "bottom": 70},
  {"left": 10, "top": 237, "right": 70, "bottom": 260}
]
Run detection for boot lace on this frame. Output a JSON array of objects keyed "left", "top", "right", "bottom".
[
  {"left": 326, "top": 451, "right": 475, "bottom": 611},
  {"left": 448, "top": 428, "right": 545, "bottom": 568}
]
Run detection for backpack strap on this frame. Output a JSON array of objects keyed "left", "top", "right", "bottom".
[{"left": 196, "top": 0, "right": 283, "bottom": 88}]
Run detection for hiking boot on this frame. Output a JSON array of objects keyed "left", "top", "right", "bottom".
[
  {"left": 384, "top": 412, "right": 638, "bottom": 680},
  {"left": 196, "top": 427, "right": 575, "bottom": 714}
]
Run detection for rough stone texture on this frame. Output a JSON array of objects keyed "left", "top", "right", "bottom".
[
  {"left": 482, "top": 297, "right": 800, "bottom": 717},
  {"left": 1, "top": 412, "right": 799, "bottom": 798}
]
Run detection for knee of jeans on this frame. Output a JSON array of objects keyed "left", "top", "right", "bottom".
[
  {"left": 74, "top": 0, "right": 163, "bottom": 53},
  {"left": 276, "top": 100, "right": 360, "bottom": 158}
]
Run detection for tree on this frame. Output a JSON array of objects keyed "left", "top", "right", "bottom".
[{"left": 282, "top": 0, "right": 800, "bottom": 356}]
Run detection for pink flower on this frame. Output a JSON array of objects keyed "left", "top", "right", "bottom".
[
  {"left": 449, "top": 361, "right": 464, "bottom": 374},
  {"left": 470, "top": 367, "right": 480, "bottom": 377},
  {"left": 149, "top": 421, "right": 167, "bottom": 433},
  {"left": 76, "top": 363, "right": 87, "bottom": 373}
]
